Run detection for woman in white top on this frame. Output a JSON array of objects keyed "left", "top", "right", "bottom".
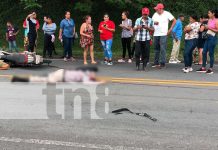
[{"left": 183, "top": 15, "right": 200, "bottom": 73}]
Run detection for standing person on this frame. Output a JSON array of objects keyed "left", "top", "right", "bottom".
[
  {"left": 26, "top": 12, "right": 38, "bottom": 52},
  {"left": 6, "top": 21, "right": 19, "bottom": 53},
  {"left": 194, "top": 15, "right": 209, "bottom": 65},
  {"left": 80, "top": 15, "right": 96, "bottom": 65},
  {"left": 169, "top": 15, "right": 185, "bottom": 64},
  {"left": 118, "top": 11, "right": 133, "bottom": 63},
  {"left": 183, "top": 15, "right": 200, "bottom": 73},
  {"left": 98, "top": 13, "right": 116, "bottom": 66},
  {"left": 152, "top": 3, "right": 176, "bottom": 68},
  {"left": 42, "top": 16, "right": 57, "bottom": 58},
  {"left": 197, "top": 9, "right": 218, "bottom": 74},
  {"left": 59, "top": 11, "right": 76, "bottom": 62},
  {"left": 23, "top": 14, "right": 40, "bottom": 52},
  {"left": 133, "top": 7, "right": 154, "bottom": 71}
]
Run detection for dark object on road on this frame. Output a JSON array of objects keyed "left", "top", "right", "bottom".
[{"left": 112, "top": 108, "right": 158, "bottom": 122}]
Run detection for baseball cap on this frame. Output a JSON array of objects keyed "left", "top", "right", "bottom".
[
  {"left": 154, "top": 3, "right": 164, "bottom": 10},
  {"left": 142, "top": 7, "right": 150, "bottom": 15}
]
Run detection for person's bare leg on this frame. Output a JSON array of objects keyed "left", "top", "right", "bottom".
[
  {"left": 83, "top": 47, "right": 88, "bottom": 65},
  {"left": 90, "top": 45, "right": 96, "bottom": 64},
  {"left": 198, "top": 48, "right": 203, "bottom": 65}
]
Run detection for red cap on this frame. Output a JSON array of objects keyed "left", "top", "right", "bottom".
[
  {"left": 154, "top": 3, "right": 164, "bottom": 10},
  {"left": 142, "top": 7, "right": 150, "bottom": 15}
]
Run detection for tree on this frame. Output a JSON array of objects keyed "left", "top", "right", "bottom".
[{"left": 20, "top": 0, "right": 42, "bottom": 9}]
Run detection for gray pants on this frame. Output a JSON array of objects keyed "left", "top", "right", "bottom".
[{"left": 154, "top": 36, "right": 167, "bottom": 65}]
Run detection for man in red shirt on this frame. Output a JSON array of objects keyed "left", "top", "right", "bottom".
[{"left": 98, "top": 13, "right": 115, "bottom": 65}]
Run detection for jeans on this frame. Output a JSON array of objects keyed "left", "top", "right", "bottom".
[
  {"left": 184, "top": 39, "right": 198, "bottom": 67},
  {"left": 63, "top": 36, "right": 73, "bottom": 58},
  {"left": 202, "top": 35, "right": 217, "bottom": 68},
  {"left": 28, "top": 33, "right": 37, "bottom": 52},
  {"left": 101, "top": 39, "right": 113, "bottom": 59},
  {"left": 121, "top": 37, "right": 132, "bottom": 59},
  {"left": 135, "top": 40, "right": 150, "bottom": 67},
  {"left": 154, "top": 36, "right": 167, "bottom": 65},
  {"left": 8, "top": 40, "right": 18, "bottom": 53}
]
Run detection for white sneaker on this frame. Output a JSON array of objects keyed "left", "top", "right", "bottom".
[
  {"left": 176, "top": 59, "right": 181, "bottom": 63},
  {"left": 128, "top": 59, "right": 132, "bottom": 63},
  {"left": 64, "top": 57, "right": 68, "bottom": 62},
  {"left": 118, "top": 59, "right": 125, "bottom": 63},
  {"left": 169, "top": 60, "right": 177, "bottom": 64},
  {"left": 107, "top": 62, "right": 113, "bottom": 66},
  {"left": 183, "top": 68, "right": 189, "bottom": 73},
  {"left": 188, "top": 67, "right": 193, "bottom": 72}
]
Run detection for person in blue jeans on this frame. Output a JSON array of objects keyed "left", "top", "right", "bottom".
[
  {"left": 152, "top": 3, "right": 176, "bottom": 68},
  {"left": 183, "top": 15, "right": 200, "bottom": 73},
  {"left": 59, "top": 11, "right": 75, "bottom": 62},
  {"left": 98, "top": 14, "right": 115, "bottom": 66},
  {"left": 197, "top": 9, "right": 218, "bottom": 74}
]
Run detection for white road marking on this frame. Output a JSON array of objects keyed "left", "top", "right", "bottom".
[{"left": 0, "top": 137, "right": 143, "bottom": 150}]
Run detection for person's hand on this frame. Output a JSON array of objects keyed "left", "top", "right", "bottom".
[
  {"left": 28, "top": 14, "right": 33, "bottom": 18},
  {"left": 167, "top": 29, "right": 172, "bottom": 35},
  {"left": 175, "top": 38, "right": 178, "bottom": 42},
  {"left": 142, "top": 25, "right": 148, "bottom": 29},
  {"left": 58, "top": 36, "right": 62, "bottom": 41},
  {"left": 99, "top": 30, "right": 103, "bottom": 33},
  {"left": 137, "top": 25, "right": 142, "bottom": 30},
  {"left": 86, "top": 34, "right": 92, "bottom": 38},
  {"left": 44, "top": 16, "right": 47, "bottom": 22}
]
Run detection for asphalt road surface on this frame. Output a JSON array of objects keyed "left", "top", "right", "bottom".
[{"left": 0, "top": 60, "right": 218, "bottom": 150}]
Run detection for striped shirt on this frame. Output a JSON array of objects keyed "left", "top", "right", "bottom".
[{"left": 134, "top": 17, "right": 153, "bottom": 41}]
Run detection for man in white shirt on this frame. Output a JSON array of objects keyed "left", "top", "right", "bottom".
[{"left": 152, "top": 3, "right": 176, "bottom": 68}]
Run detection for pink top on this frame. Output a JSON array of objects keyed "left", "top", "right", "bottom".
[{"left": 208, "top": 18, "right": 217, "bottom": 29}]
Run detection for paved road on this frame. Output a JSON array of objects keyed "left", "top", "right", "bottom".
[{"left": 0, "top": 60, "right": 218, "bottom": 150}]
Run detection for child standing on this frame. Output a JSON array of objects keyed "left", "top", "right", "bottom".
[{"left": 6, "top": 22, "right": 19, "bottom": 53}]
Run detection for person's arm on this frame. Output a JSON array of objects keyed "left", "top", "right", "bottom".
[
  {"left": 104, "top": 21, "right": 115, "bottom": 32},
  {"left": 42, "top": 22, "right": 46, "bottom": 31},
  {"left": 208, "top": 20, "right": 218, "bottom": 33},
  {"left": 23, "top": 20, "right": 27, "bottom": 28},
  {"left": 6, "top": 32, "right": 8, "bottom": 41},
  {"left": 120, "top": 20, "right": 132, "bottom": 30},
  {"left": 14, "top": 29, "right": 19, "bottom": 36},
  {"left": 105, "top": 24, "right": 115, "bottom": 32},
  {"left": 133, "top": 19, "right": 142, "bottom": 31},
  {"left": 168, "top": 18, "right": 177, "bottom": 35},
  {"left": 36, "top": 20, "right": 40, "bottom": 31},
  {"left": 73, "top": 26, "right": 76, "bottom": 37},
  {"left": 59, "top": 21, "right": 64, "bottom": 41},
  {"left": 143, "top": 20, "right": 154, "bottom": 32},
  {"left": 26, "top": 14, "right": 32, "bottom": 20},
  {"left": 184, "top": 25, "right": 192, "bottom": 33}
]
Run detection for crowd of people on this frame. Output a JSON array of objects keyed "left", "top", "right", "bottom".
[{"left": 2, "top": 3, "right": 218, "bottom": 74}]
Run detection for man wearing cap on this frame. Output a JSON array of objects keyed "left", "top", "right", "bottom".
[
  {"left": 133, "top": 7, "right": 154, "bottom": 71},
  {"left": 152, "top": 3, "right": 176, "bottom": 68}
]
